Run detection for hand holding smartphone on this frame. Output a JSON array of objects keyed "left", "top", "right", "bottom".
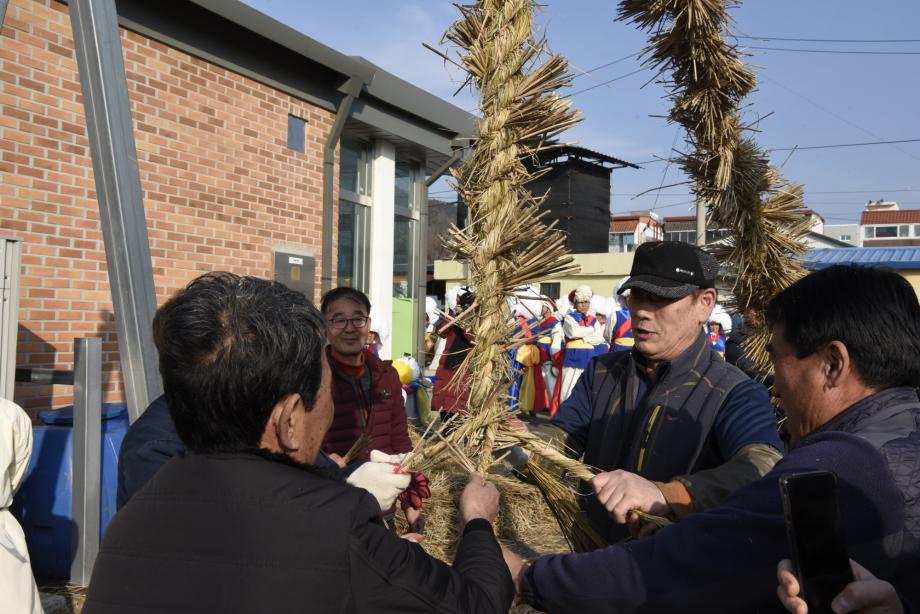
[{"left": 779, "top": 471, "right": 855, "bottom": 614}]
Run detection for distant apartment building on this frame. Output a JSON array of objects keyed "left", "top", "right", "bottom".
[
  {"left": 823, "top": 224, "right": 861, "bottom": 247},
  {"left": 860, "top": 208, "right": 920, "bottom": 247},
  {"left": 608, "top": 211, "right": 663, "bottom": 253},
  {"left": 663, "top": 210, "right": 850, "bottom": 249},
  {"left": 662, "top": 215, "right": 730, "bottom": 244}
]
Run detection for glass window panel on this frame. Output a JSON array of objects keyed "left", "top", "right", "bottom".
[
  {"left": 899, "top": 225, "right": 910, "bottom": 237},
  {"left": 337, "top": 201, "right": 357, "bottom": 288},
  {"left": 393, "top": 216, "right": 416, "bottom": 298},
  {"left": 340, "top": 141, "right": 360, "bottom": 193},
  {"left": 875, "top": 226, "right": 897, "bottom": 238},
  {"left": 865, "top": 227, "right": 875, "bottom": 238},
  {"left": 336, "top": 200, "right": 369, "bottom": 291},
  {"left": 395, "top": 159, "right": 413, "bottom": 210},
  {"left": 540, "top": 282, "right": 560, "bottom": 300},
  {"left": 286, "top": 115, "right": 305, "bottom": 153}
]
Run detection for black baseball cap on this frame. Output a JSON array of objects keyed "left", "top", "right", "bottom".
[{"left": 618, "top": 241, "right": 719, "bottom": 299}]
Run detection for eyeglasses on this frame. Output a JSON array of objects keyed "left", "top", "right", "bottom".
[{"left": 328, "top": 316, "right": 369, "bottom": 330}]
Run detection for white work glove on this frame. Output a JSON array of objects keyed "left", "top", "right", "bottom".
[
  {"left": 347, "top": 456, "right": 411, "bottom": 512},
  {"left": 370, "top": 450, "right": 408, "bottom": 465}
]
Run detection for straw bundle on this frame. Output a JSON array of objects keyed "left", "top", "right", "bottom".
[
  {"left": 617, "top": 0, "right": 811, "bottom": 376},
  {"left": 431, "top": 5, "right": 594, "bottom": 488},
  {"left": 395, "top": 464, "right": 571, "bottom": 563},
  {"left": 441, "top": 0, "right": 582, "bottom": 459}
]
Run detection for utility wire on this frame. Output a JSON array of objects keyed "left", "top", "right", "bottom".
[
  {"left": 569, "top": 67, "right": 646, "bottom": 96},
  {"left": 764, "top": 76, "right": 920, "bottom": 162},
  {"left": 747, "top": 46, "right": 920, "bottom": 55},
  {"left": 635, "top": 138, "right": 920, "bottom": 164},
  {"left": 806, "top": 188, "right": 920, "bottom": 195},
  {"left": 613, "top": 189, "right": 920, "bottom": 196},
  {"left": 773, "top": 138, "right": 920, "bottom": 151},
  {"left": 738, "top": 35, "right": 920, "bottom": 44},
  {"left": 577, "top": 51, "right": 641, "bottom": 77},
  {"left": 650, "top": 127, "right": 683, "bottom": 215}
]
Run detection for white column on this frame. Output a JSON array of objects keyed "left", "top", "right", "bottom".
[{"left": 369, "top": 139, "right": 395, "bottom": 359}]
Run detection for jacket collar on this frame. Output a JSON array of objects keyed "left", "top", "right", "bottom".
[
  {"left": 327, "top": 346, "right": 388, "bottom": 377},
  {"left": 632, "top": 332, "right": 711, "bottom": 385},
  {"left": 806, "top": 386, "right": 920, "bottom": 441}
]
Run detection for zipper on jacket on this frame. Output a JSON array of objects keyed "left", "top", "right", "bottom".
[{"left": 636, "top": 404, "right": 662, "bottom": 472}]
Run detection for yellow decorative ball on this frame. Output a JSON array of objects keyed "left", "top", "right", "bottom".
[{"left": 392, "top": 360, "right": 414, "bottom": 384}]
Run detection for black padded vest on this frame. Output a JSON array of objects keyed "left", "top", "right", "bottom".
[{"left": 583, "top": 333, "right": 750, "bottom": 543}]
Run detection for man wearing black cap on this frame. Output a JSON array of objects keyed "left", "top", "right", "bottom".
[{"left": 534, "top": 241, "right": 783, "bottom": 543}]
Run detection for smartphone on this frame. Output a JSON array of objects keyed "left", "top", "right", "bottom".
[{"left": 779, "top": 471, "right": 854, "bottom": 614}]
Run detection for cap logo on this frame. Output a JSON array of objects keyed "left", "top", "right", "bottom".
[{"left": 675, "top": 267, "right": 694, "bottom": 276}]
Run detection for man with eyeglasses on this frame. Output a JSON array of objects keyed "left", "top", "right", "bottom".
[
  {"left": 321, "top": 287, "right": 413, "bottom": 462},
  {"left": 320, "top": 288, "right": 422, "bottom": 528}
]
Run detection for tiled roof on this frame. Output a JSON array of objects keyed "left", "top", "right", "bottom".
[
  {"left": 860, "top": 210, "right": 920, "bottom": 225},
  {"left": 806, "top": 247, "right": 920, "bottom": 270},
  {"left": 663, "top": 215, "right": 696, "bottom": 222},
  {"left": 610, "top": 220, "right": 636, "bottom": 232},
  {"left": 664, "top": 220, "right": 697, "bottom": 232}
]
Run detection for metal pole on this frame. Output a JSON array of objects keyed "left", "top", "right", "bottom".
[
  {"left": 695, "top": 199, "right": 706, "bottom": 246},
  {"left": 71, "top": 337, "right": 102, "bottom": 586},
  {"left": 1, "top": 238, "right": 21, "bottom": 402},
  {"left": 69, "top": 0, "right": 162, "bottom": 423},
  {"left": 415, "top": 179, "right": 428, "bottom": 363}
]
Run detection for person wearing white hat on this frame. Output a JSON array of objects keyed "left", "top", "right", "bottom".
[
  {"left": 551, "top": 285, "right": 607, "bottom": 413},
  {"left": 707, "top": 305, "right": 732, "bottom": 358},
  {"left": 508, "top": 289, "right": 559, "bottom": 415},
  {"left": 604, "top": 276, "right": 634, "bottom": 352},
  {"left": 0, "top": 398, "right": 43, "bottom": 614}
]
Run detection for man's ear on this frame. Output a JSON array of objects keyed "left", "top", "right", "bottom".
[
  {"left": 274, "top": 393, "right": 303, "bottom": 453},
  {"left": 822, "top": 341, "right": 850, "bottom": 389},
  {"left": 696, "top": 289, "right": 717, "bottom": 321}
]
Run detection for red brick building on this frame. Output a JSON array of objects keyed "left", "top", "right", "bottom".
[{"left": 0, "top": 0, "right": 473, "bottom": 411}]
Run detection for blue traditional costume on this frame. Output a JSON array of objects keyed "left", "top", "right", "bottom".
[{"left": 551, "top": 285, "right": 607, "bottom": 415}]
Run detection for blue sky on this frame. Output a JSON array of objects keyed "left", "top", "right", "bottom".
[{"left": 241, "top": 0, "right": 919, "bottom": 225}]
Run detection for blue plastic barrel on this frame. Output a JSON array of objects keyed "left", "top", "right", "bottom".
[{"left": 11, "top": 403, "right": 129, "bottom": 578}]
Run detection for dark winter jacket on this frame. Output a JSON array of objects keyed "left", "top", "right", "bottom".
[
  {"left": 117, "top": 395, "right": 342, "bottom": 508},
  {"left": 322, "top": 348, "right": 412, "bottom": 461},
  {"left": 521, "top": 386, "right": 920, "bottom": 613},
  {"left": 725, "top": 324, "right": 773, "bottom": 387},
  {"left": 116, "top": 395, "right": 184, "bottom": 509},
  {"left": 549, "top": 333, "right": 783, "bottom": 541},
  {"left": 86, "top": 452, "right": 514, "bottom": 614}
]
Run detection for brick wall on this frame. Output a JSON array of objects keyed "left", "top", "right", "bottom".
[{"left": 0, "top": 0, "right": 337, "bottom": 411}]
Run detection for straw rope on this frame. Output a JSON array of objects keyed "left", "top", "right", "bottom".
[{"left": 617, "top": 0, "right": 811, "bottom": 377}]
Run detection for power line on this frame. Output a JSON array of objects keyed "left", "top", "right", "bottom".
[
  {"left": 569, "top": 67, "right": 646, "bottom": 96},
  {"left": 772, "top": 138, "right": 920, "bottom": 151},
  {"left": 803, "top": 201, "right": 920, "bottom": 206},
  {"left": 764, "top": 76, "right": 920, "bottom": 163},
  {"left": 738, "top": 35, "right": 920, "bottom": 44},
  {"left": 572, "top": 51, "right": 641, "bottom": 80},
  {"left": 650, "top": 127, "right": 683, "bottom": 215},
  {"left": 747, "top": 45, "right": 920, "bottom": 55},
  {"left": 806, "top": 189, "right": 920, "bottom": 195},
  {"left": 635, "top": 139, "right": 920, "bottom": 163},
  {"left": 613, "top": 189, "right": 920, "bottom": 196}
]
